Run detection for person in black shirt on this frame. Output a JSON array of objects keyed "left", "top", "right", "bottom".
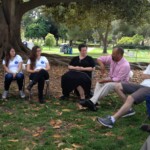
[{"left": 60, "top": 44, "right": 95, "bottom": 100}]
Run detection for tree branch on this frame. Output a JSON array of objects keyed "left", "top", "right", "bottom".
[{"left": 20, "top": 0, "right": 81, "bottom": 16}]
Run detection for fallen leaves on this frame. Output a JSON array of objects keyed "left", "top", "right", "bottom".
[
  {"left": 102, "top": 132, "right": 115, "bottom": 137},
  {"left": 50, "top": 119, "right": 63, "bottom": 129},
  {"left": 76, "top": 103, "right": 87, "bottom": 110},
  {"left": 72, "top": 143, "right": 82, "bottom": 148},
  {"left": 62, "top": 109, "right": 72, "bottom": 112},
  {"left": 8, "top": 139, "right": 19, "bottom": 142},
  {"left": 53, "top": 134, "right": 62, "bottom": 138},
  {"left": 32, "top": 127, "right": 45, "bottom": 137}
]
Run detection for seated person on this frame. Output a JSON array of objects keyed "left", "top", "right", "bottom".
[
  {"left": 97, "top": 64, "right": 150, "bottom": 128},
  {"left": 80, "top": 47, "right": 130, "bottom": 111},
  {"left": 27, "top": 46, "right": 50, "bottom": 104},
  {"left": 2, "top": 46, "right": 25, "bottom": 99},
  {"left": 60, "top": 44, "right": 95, "bottom": 100}
]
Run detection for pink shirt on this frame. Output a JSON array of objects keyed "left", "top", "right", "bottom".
[{"left": 98, "top": 55, "right": 130, "bottom": 82}]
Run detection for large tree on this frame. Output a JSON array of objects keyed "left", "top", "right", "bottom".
[
  {"left": 0, "top": 0, "right": 81, "bottom": 58},
  {"left": 0, "top": 0, "right": 149, "bottom": 58}
]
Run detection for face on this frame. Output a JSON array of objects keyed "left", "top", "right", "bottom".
[
  {"left": 36, "top": 48, "right": 41, "bottom": 57},
  {"left": 112, "top": 48, "right": 121, "bottom": 62},
  {"left": 10, "top": 48, "right": 16, "bottom": 57},
  {"left": 80, "top": 47, "right": 87, "bottom": 56}
]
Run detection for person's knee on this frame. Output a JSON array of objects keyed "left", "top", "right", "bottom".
[
  {"left": 16, "top": 73, "right": 24, "bottom": 79},
  {"left": 115, "top": 83, "right": 123, "bottom": 91},
  {"left": 5, "top": 73, "right": 13, "bottom": 80}
]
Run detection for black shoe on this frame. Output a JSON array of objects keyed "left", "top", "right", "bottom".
[
  {"left": 59, "top": 95, "right": 69, "bottom": 100},
  {"left": 79, "top": 99, "right": 88, "bottom": 107},
  {"left": 39, "top": 98, "right": 45, "bottom": 104},
  {"left": 80, "top": 100, "right": 97, "bottom": 111},
  {"left": 140, "top": 124, "right": 150, "bottom": 133}
]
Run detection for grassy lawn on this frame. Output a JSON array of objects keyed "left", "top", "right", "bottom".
[
  {"left": 42, "top": 46, "right": 150, "bottom": 62},
  {"left": 0, "top": 95, "right": 149, "bottom": 150}
]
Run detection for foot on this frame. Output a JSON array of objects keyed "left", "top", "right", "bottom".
[
  {"left": 140, "top": 124, "right": 150, "bottom": 133},
  {"left": 79, "top": 100, "right": 97, "bottom": 111},
  {"left": 97, "top": 116, "right": 114, "bottom": 128},
  {"left": 19, "top": 91, "right": 25, "bottom": 98},
  {"left": 122, "top": 109, "right": 136, "bottom": 118},
  {"left": 39, "top": 98, "right": 45, "bottom": 104},
  {"left": 59, "top": 95, "right": 69, "bottom": 100},
  {"left": 2, "top": 91, "right": 8, "bottom": 99}
]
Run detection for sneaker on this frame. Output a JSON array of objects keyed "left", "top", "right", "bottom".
[
  {"left": 19, "top": 91, "right": 25, "bottom": 98},
  {"left": 39, "top": 98, "right": 45, "bottom": 104},
  {"left": 97, "top": 116, "right": 114, "bottom": 128},
  {"left": 122, "top": 109, "right": 136, "bottom": 118},
  {"left": 79, "top": 100, "right": 97, "bottom": 111},
  {"left": 140, "top": 124, "right": 150, "bottom": 133},
  {"left": 2, "top": 91, "right": 8, "bottom": 99},
  {"left": 59, "top": 95, "right": 69, "bottom": 100}
]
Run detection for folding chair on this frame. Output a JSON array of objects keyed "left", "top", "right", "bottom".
[{"left": 28, "top": 78, "right": 50, "bottom": 101}]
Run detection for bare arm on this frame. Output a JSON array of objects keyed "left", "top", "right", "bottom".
[
  {"left": 44, "top": 62, "right": 50, "bottom": 71},
  {"left": 97, "top": 59, "right": 105, "bottom": 75},
  {"left": 68, "top": 65, "right": 95, "bottom": 71},
  {"left": 17, "top": 62, "right": 23, "bottom": 73},
  {"left": 3, "top": 65, "right": 12, "bottom": 73},
  {"left": 26, "top": 64, "right": 36, "bottom": 73},
  {"left": 142, "top": 74, "right": 150, "bottom": 80}
]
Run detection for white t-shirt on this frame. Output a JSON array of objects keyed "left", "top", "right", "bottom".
[
  {"left": 27, "top": 56, "right": 49, "bottom": 70},
  {"left": 2, "top": 55, "right": 23, "bottom": 73},
  {"left": 140, "top": 64, "right": 150, "bottom": 87}
]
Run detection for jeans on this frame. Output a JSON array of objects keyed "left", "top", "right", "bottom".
[
  {"left": 30, "top": 69, "right": 49, "bottom": 100},
  {"left": 4, "top": 73, "right": 24, "bottom": 91}
]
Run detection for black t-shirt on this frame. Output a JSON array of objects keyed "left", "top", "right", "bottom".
[{"left": 69, "top": 56, "right": 95, "bottom": 78}]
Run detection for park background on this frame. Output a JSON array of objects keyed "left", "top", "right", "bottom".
[{"left": 0, "top": 0, "right": 150, "bottom": 150}]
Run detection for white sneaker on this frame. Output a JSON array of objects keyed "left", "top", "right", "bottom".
[
  {"left": 19, "top": 91, "right": 25, "bottom": 98},
  {"left": 2, "top": 91, "right": 8, "bottom": 99}
]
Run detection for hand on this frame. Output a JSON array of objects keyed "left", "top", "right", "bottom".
[
  {"left": 101, "top": 67, "right": 105, "bottom": 75},
  {"left": 142, "top": 74, "right": 150, "bottom": 80},
  {"left": 75, "top": 66, "right": 82, "bottom": 71},
  {"left": 35, "top": 69, "right": 41, "bottom": 72},
  {"left": 98, "top": 79, "right": 110, "bottom": 84}
]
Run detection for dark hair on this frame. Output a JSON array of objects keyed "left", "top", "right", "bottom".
[
  {"left": 29, "top": 46, "right": 40, "bottom": 69},
  {"left": 78, "top": 44, "right": 87, "bottom": 51},
  {"left": 113, "top": 47, "right": 124, "bottom": 56},
  {"left": 5, "top": 46, "right": 16, "bottom": 67}
]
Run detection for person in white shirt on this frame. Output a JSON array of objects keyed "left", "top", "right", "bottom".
[
  {"left": 2, "top": 47, "right": 25, "bottom": 99},
  {"left": 26, "top": 46, "right": 50, "bottom": 104},
  {"left": 97, "top": 64, "right": 150, "bottom": 128}
]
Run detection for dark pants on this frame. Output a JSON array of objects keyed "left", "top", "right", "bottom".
[
  {"left": 30, "top": 69, "right": 49, "bottom": 99},
  {"left": 61, "top": 71, "right": 91, "bottom": 97},
  {"left": 5, "top": 73, "right": 24, "bottom": 91}
]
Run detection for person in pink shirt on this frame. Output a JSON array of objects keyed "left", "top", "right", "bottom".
[{"left": 79, "top": 47, "right": 131, "bottom": 112}]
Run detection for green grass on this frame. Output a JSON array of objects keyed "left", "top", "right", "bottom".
[
  {"left": 0, "top": 95, "right": 149, "bottom": 150},
  {"left": 42, "top": 46, "right": 150, "bottom": 62}
]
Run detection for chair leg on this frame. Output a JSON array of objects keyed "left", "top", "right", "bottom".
[{"left": 45, "top": 80, "right": 50, "bottom": 98}]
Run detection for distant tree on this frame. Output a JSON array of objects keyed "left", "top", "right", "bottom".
[{"left": 45, "top": 33, "right": 56, "bottom": 50}]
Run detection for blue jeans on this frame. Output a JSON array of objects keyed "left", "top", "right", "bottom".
[
  {"left": 4, "top": 73, "right": 24, "bottom": 91},
  {"left": 146, "top": 95, "right": 150, "bottom": 118}
]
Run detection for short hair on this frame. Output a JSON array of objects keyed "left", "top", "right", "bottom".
[
  {"left": 113, "top": 47, "right": 124, "bottom": 56},
  {"left": 78, "top": 44, "right": 87, "bottom": 51}
]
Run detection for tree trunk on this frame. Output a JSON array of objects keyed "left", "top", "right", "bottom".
[
  {"left": 100, "top": 20, "right": 111, "bottom": 54},
  {"left": 0, "top": 0, "right": 81, "bottom": 59},
  {"left": 69, "top": 40, "right": 73, "bottom": 46}
]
